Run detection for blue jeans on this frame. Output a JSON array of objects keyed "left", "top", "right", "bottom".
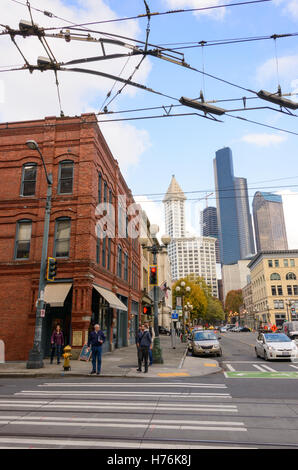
[
  {"left": 51, "top": 344, "right": 62, "bottom": 364},
  {"left": 91, "top": 345, "right": 102, "bottom": 373}
]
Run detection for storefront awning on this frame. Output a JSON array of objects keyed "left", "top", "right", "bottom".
[
  {"left": 44, "top": 283, "right": 72, "bottom": 307},
  {"left": 93, "top": 285, "right": 128, "bottom": 311}
]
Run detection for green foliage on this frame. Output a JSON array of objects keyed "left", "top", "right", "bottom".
[{"left": 224, "top": 289, "right": 243, "bottom": 315}]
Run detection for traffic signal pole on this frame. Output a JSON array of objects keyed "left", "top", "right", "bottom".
[
  {"left": 26, "top": 177, "right": 53, "bottom": 369},
  {"left": 152, "top": 250, "right": 163, "bottom": 364}
]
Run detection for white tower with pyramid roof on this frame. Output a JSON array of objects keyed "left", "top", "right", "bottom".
[{"left": 163, "top": 175, "right": 186, "bottom": 239}]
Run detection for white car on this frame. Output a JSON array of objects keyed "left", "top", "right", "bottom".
[{"left": 255, "top": 332, "right": 298, "bottom": 361}]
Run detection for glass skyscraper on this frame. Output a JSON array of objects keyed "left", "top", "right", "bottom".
[{"left": 213, "top": 147, "right": 255, "bottom": 265}]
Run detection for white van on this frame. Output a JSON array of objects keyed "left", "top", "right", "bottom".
[{"left": 282, "top": 321, "right": 298, "bottom": 340}]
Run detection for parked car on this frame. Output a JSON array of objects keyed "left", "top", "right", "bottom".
[
  {"left": 220, "top": 326, "right": 228, "bottom": 333},
  {"left": 282, "top": 321, "right": 298, "bottom": 340},
  {"left": 159, "top": 326, "right": 171, "bottom": 336},
  {"left": 239, "top": 327, "right": 251, "bottom": 332},
  {"left": 230, "top": 326, "right": 241, "bottom": 332},
  {"left": 255, "top": 332, "right": 298, "bottom": 361},
  {"left": 188, "top": 330, "right": 222, "bottom": 357}
]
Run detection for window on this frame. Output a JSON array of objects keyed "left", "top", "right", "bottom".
[
  {"left": 268, "top": 260, "right": 273, "bottom": 267},
  {"left": 274, "top": 300, "right": 284, "bottom": 309},
  {"left": 54, "top": 218, "right": 71, "bottom": 258},
  {"left": 274, "top": 260, "right": 279, "bottom": 267},
  {"left": 107, "top": 238, "right": 111, "bottom": 270},
  {"left": 270, "top": 273, "right": 281, "bottom": 281},
  {"left": 284, "top": 259, "right": 289, "bottom": 267},
  {"left": 294, "top": 285, "right": 298, "bottom": 296},
  {"left": 21, "top": 163, "right": 37, "bottom": 196},
  {"left": 104, "top": 181, "right": 107, "bottom": 209},
  {"left": 109, "top": 189, "right": 112, "bottom": 215},
  {"left": 287, "top": 285, "right": 293, "bottom": 295},
  {"left": 98, "top": 172, "right": 102, "bottom": 202},
  {"left": 277, "top": 285, "right": 283, "bottom": 296},
  {"left": 290, "top": 259, "right": 295, "bottom": 267},
  {"left": 117, "top": 245, "right": 122, "bottom": 277},
  {"left": 102, "top": 235, "right": 106, "bottom": 268},
  {"left": 286, "top": 272, "right": 296, "bottom": 280},
  {"left": 124, "top": 252, "right": 128, "bottom": 281},
  {"left": 96, "top": 225, "right": 100, "bottom": 264},
  {"left": 271, "top": 286, "right": 277, "bottom": 296},
  {"left": 15, "top": 220, "right": 32, "bottom": 259},
  {"left": 58, "top": 161, "right": 73, "bottom": 194}
]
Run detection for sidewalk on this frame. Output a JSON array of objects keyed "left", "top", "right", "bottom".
[{"left": 0, "top": 336, "right": 221, "bottom": 378}]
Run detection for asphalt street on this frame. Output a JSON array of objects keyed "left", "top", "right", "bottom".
[{"left": 1, "top": 332, "right": 298, "bottom": 449}]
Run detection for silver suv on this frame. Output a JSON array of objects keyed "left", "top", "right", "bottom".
[{"left": 188, "top": 330, "right": 222, "bottom": 357}]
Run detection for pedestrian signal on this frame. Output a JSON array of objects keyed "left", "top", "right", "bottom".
[
  {"left": 149, "top": 265, "right": 158, "bottom": 286},
  {"left": 143, "top": 306, "right": 152, "bottom": 315},
  {"left": 47, "top": 257, "right": 57, "bottom": 281}
]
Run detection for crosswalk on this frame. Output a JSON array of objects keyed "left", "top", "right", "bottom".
[
  {"left": 0, "top": 380, "right": 255, "bottom": 449},
  {"left": 223, "top": 361, "right": 298, "bottom": 379}
]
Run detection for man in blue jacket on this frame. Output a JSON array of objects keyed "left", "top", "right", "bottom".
[
  {"left": 136, "top": 324, "right": 152, "bottom": 373},
  {"left": 87, "top": 324, "right": 106, "bottom": 375}
]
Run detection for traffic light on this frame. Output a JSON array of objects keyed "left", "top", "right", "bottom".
[
  {"left": 47, "top": 257, "right": 57, "bottom": 281},
  {"left": 149, "top": 265, "right": 158, "bottom": 286},
  {"left": 143, "top": 306, "right": 152, "bottom": 315}
]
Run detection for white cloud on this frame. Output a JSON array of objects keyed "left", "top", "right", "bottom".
[
  {"left": 100, "top": 121, "right": 151, "bottom": 173},
  {"left": 256, "top": 54, "right": 298, "bottom": 88},
  {"left": 277, "top": 191, "right": 298, "bottom": 249},
  {"left": 0, "top": 0, "right": 152, "bottom": 172},
  {"left": 240, "top": 133, "right": 287, "bottom": 146},
  {"left": 163, "top": 0, "right": 226, "bottom": 20},
  {"left": 274, "top": 0, "right": 298, "bottom": 19}
]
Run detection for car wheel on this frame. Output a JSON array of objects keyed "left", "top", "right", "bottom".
[
  {"left": 264, "top": 351, "right": 268, "bottom": 361},
  {"left": 191, "top": 351, "right": 196, "bottom": 357},
  {"left": 217, "top": 350, "right": 222, "bottom": 357},
  {"left": 255, "top": 347, "right": 259, "bottom": 358}
]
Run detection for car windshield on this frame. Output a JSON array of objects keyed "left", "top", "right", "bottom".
[
  {"left": 194, "top": 331, "right": 217, "bottom": 341},
  {"left": 264, "top": 334, "right": 291, "bottom": 343}
]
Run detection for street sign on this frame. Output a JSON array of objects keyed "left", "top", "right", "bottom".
[
  {"left": 172, "top": 312, "right": 179, "bottom": 320},
  {"left": 40, "top": 309, "right": 46, "bottom": 318}
]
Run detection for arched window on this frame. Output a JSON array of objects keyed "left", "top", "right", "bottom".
[
  {"left": 58, "top": 160, "right": 74, "bottom": 194},
  {"left": 270, "top": 273, "right": 281, "bottom": 281},
  {"left": 286, "top": 272, "right": 296, "bottom": 280}
]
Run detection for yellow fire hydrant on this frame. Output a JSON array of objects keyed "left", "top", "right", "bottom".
[{"left": 62, "top": 345, "right": 72, "bottom": 371}]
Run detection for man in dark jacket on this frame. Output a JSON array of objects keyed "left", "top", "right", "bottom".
[
  {"left": 87, "top": 324, "right": 106, "bottom": 375},
  {"left": 136, "top": 324, "right": 152, "bottom": 373}
]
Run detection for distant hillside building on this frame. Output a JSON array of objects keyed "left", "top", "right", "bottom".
[{"left": 201, "top": 206, "right": 220, "bottom": 263}]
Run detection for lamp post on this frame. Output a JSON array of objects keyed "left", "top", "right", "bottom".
[
  {"left": 140, "top": 227, "right": 171, "bottom": 364},
  {"left": 253, "top": 306, "right": 259, "bottom": 331},
  {"left": 285, "top": 298, "right": 294, "bottom": 322},
  {"left": 175, "top": 281, "right": 191, "bottom": 341},
  {"left": 26, "top": 140, "right": 53, "bottom": 369}
]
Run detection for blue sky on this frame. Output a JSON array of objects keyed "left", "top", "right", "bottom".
[{"left": 1, "top": 0, "right": 298, "bottom": 245}]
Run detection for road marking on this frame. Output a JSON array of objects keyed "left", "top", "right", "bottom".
[
  {"left": 290, "top": 365, "right": 298, "bottom": 370},
  {"left": 225, "top": 371, "right": 298, "bottom": 379},
  {"left": 252, "top": 364, "right": 268, "bottom": 372},
  {"left": 157, "top": 373, "right": 190, "bottom": 377},
  {"left": 0, "top": 420, "right": 247, "bottom": 432},
  {"left": 40, "top": 382, "right": 227, "bottom": 388},
  {"left": 204, "top": 363, "right": 217, "bottom": 367},
  {"left": 0, "top": 437, "right": 255, "bottom": 449},
  {"left": 259, "top": 365, "right": 277, "bottom": 372},
  {"left": 226, "top": 364, "right": 236, "bottom": 372},
  {"left": 15, "top": 391, "right": 232, "bottom": 398}
]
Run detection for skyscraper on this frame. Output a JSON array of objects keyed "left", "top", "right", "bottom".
[
  {"left": 213, "top": 147, "right": 255, "bottom": 265},
  {"left": 201, "top": 206, "right": 220, "bottom": 263},
  {"left": 163, "top": 176, "right": 218, "bottom": 297},
  {"left": 252, "top": 192, "right": 288, "bottom": 251}
]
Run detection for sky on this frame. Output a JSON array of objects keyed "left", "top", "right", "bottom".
[{"left": 0, "top": 0, "right": 298, "bottom": 248}]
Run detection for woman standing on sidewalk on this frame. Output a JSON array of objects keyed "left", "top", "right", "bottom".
[{"left": 50, "top": 325, "right": 64, "bottom": 365}]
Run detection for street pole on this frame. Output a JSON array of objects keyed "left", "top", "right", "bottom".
[
  {"left": 26, "top": 140, "right": 53, "bottom": 369},
  {"left": 152, "top": 249, "right": 163, "bottom": 363}
]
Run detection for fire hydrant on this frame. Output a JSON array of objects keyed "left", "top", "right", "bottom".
[{"left": 62, "top": 345, "right": 72, "bottom": 371}]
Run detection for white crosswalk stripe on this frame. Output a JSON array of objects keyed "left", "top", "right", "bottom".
[
  {"left": 252, "top": 364, "right": 268, "bottom": 372},
  {"left": 15, "top": 391, "right": 232, "bottom": 398},
  {"left": 225, "top": 364, "right": 236, "bottom": 372},
  {"left": 260, "top": 365, "right": 277, "bottom": 372},
  {"left": 39, "top": 382, "right": 227, "bottom": 389}
]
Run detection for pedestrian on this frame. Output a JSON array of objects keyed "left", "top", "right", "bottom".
[
  {"left": 50, "top": 324, "right": 64, "bottom": 365},
  {"left": 86, "top": 324, "right": 105, "bottom": 375},
  {"left": 145, "top": 322, "right": 155, "bottom": 366},
  {"left": 136, "top": 324, "right": 152, "bottom": 373},
  {"left": 135, "top": 322, "right": 142, "bottom": 369}
]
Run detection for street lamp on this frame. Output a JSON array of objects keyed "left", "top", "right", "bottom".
[
  {"left": 26, "top": 140, "right": 53, "bottom": 369},
  {"left": 140, "top": 229, "right": 171, "bottom": 364},
  {"left": 175, "top": 281, "right": 191, "bottom": 340},
  {"left": 184, "top": 302, "right": 193, "bottom": 327}
]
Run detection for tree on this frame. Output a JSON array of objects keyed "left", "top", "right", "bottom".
[
  {"left": 225, "top": 289, "right": 243, "bottom": 320},
  {"left": 172, "top": 277, "right": 208, "bottom": 324},
  {"left": 205, "top": 297, "right": 225, "bottom": 324}
]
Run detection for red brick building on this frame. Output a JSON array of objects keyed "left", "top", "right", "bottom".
[{"left": 0, "top": 113, "right": 141, "bottom": 361}]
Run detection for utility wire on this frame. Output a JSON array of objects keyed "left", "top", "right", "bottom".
[{"left": 43, "top": 0, "right": 273, "bottom": 30}]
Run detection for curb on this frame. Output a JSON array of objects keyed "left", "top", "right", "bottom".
[{"left": 178, "top": 345, "right": 189, "bottom": 369}]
